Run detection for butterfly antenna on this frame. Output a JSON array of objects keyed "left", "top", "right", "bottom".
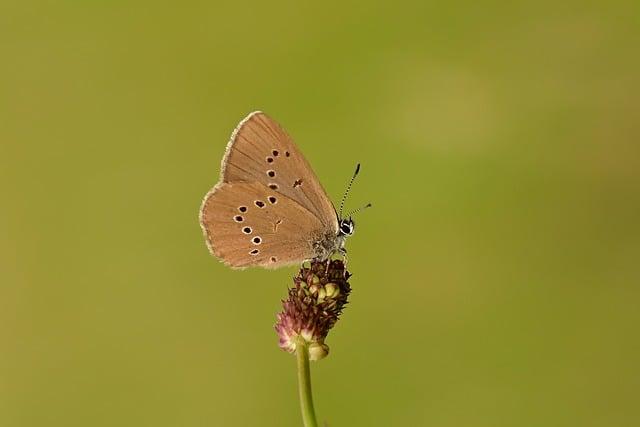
[
  {"left": 339, "top": 163, "right": 361, "bottom": 218},
  {"left": 345, "top": 202, "right": 372, "bottom": 218}
]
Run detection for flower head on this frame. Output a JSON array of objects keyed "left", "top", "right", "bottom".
[{"left": 275, "top": 260, "right": 351, "bottom": 360}]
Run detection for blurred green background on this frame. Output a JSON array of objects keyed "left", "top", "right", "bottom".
[{"left": 2, "top": 1, "right": 639, "bottom": 426}]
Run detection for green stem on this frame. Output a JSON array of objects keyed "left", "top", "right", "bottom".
[{"left": 296, "top": 338, "right": 318, "bottom": 427}]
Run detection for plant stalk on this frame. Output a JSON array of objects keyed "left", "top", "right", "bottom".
[{"left": 296, "top": 338, "right": 318, "bottom": 427}]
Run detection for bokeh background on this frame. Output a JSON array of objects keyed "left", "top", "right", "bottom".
[{"left": 2, "top": 1, "right": 639, "bottom": 426}]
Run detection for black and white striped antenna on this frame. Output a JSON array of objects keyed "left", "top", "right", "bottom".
[{"left": 338, "top": 163, "right": 360, "bottom": 219}]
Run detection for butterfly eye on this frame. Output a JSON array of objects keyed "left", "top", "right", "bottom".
[
  {"left": 268, "top": 183, "right": 278, "bottom": 190},
  {"left": 267, "top": 170, "right": 276, "bottom": 178},
  {"left": 272, "top": 149, "right": 279, "bottom": 156},
  {"left": 255, "top": 200, "right": 265, "bottom": 208},
  {"left": 252, "top": 236, "right": 262, "bottom": 245},
  {"left": 268, "top": 196, "right": 277, "bottom": 204},
  {"left": 270, "top": 256, "right": 277, "bottom": 263},
  {"left": 238, "top": 206, "right": 247, "bottom": 213},
  {"left": 266, "top": 157, "right": 274, "bottom": 163},
  {"left": 249, "top": 249, "right": 259, "bottom": 255},
  {"left": 242, "top": 227, "right": 252, "bottom": 234},
  {"left": 340, "top": 220, "right": 354, "bottom": 235},
  {"left": 285, "top": 151, "right": 290, "bottom": 157},
  {"left": 234, "top": 215, "right": 244, "bottom": 222}
]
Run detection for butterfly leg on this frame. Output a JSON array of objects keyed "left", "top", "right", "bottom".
[{"left": 337, "top": 248, "right": 349, "bottom": 275}]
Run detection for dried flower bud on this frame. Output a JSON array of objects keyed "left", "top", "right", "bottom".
[
  {"left": 308, "top": 342, "right": 330, "bottom": 361},
  {"left": 324, "top": 283, "right": 338, "bottom": 298},
  {"left": 275, "top": 260, "right": 351, "bottom": 360}
]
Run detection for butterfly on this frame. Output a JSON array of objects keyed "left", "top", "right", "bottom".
[{"left": 199, "top": 111, "right": 369, "bottom": 269}]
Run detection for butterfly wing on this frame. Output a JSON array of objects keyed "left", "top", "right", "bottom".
[
  {"left": 200, "top": 181, "right": 324, "bottom": 268},
  {"left": 220, "top": 111, "right": 338, "bottom": 232}
]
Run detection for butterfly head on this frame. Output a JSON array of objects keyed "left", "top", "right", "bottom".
[{"left": 338, "top": 218, "right": 355, "bottom": 237}]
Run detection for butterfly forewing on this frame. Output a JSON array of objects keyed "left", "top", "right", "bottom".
[
  {"left": 221, "top": 112, "right": 338, "bottom": 231},
  {"left": 200, "top": 182, "right": 321, "bottom": 268}
]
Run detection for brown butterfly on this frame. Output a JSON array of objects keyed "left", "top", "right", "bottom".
[{"left": 199, "top": 111, "right": 369, "bottom": 269}]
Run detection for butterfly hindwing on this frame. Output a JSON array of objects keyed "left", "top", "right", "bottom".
[{"left": 200, "top": 181, "right": 323, "bottom": 269}]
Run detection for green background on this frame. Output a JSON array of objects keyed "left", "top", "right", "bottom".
[{"left": 2, "top": 1, "right": 639, "bottom": 426}]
